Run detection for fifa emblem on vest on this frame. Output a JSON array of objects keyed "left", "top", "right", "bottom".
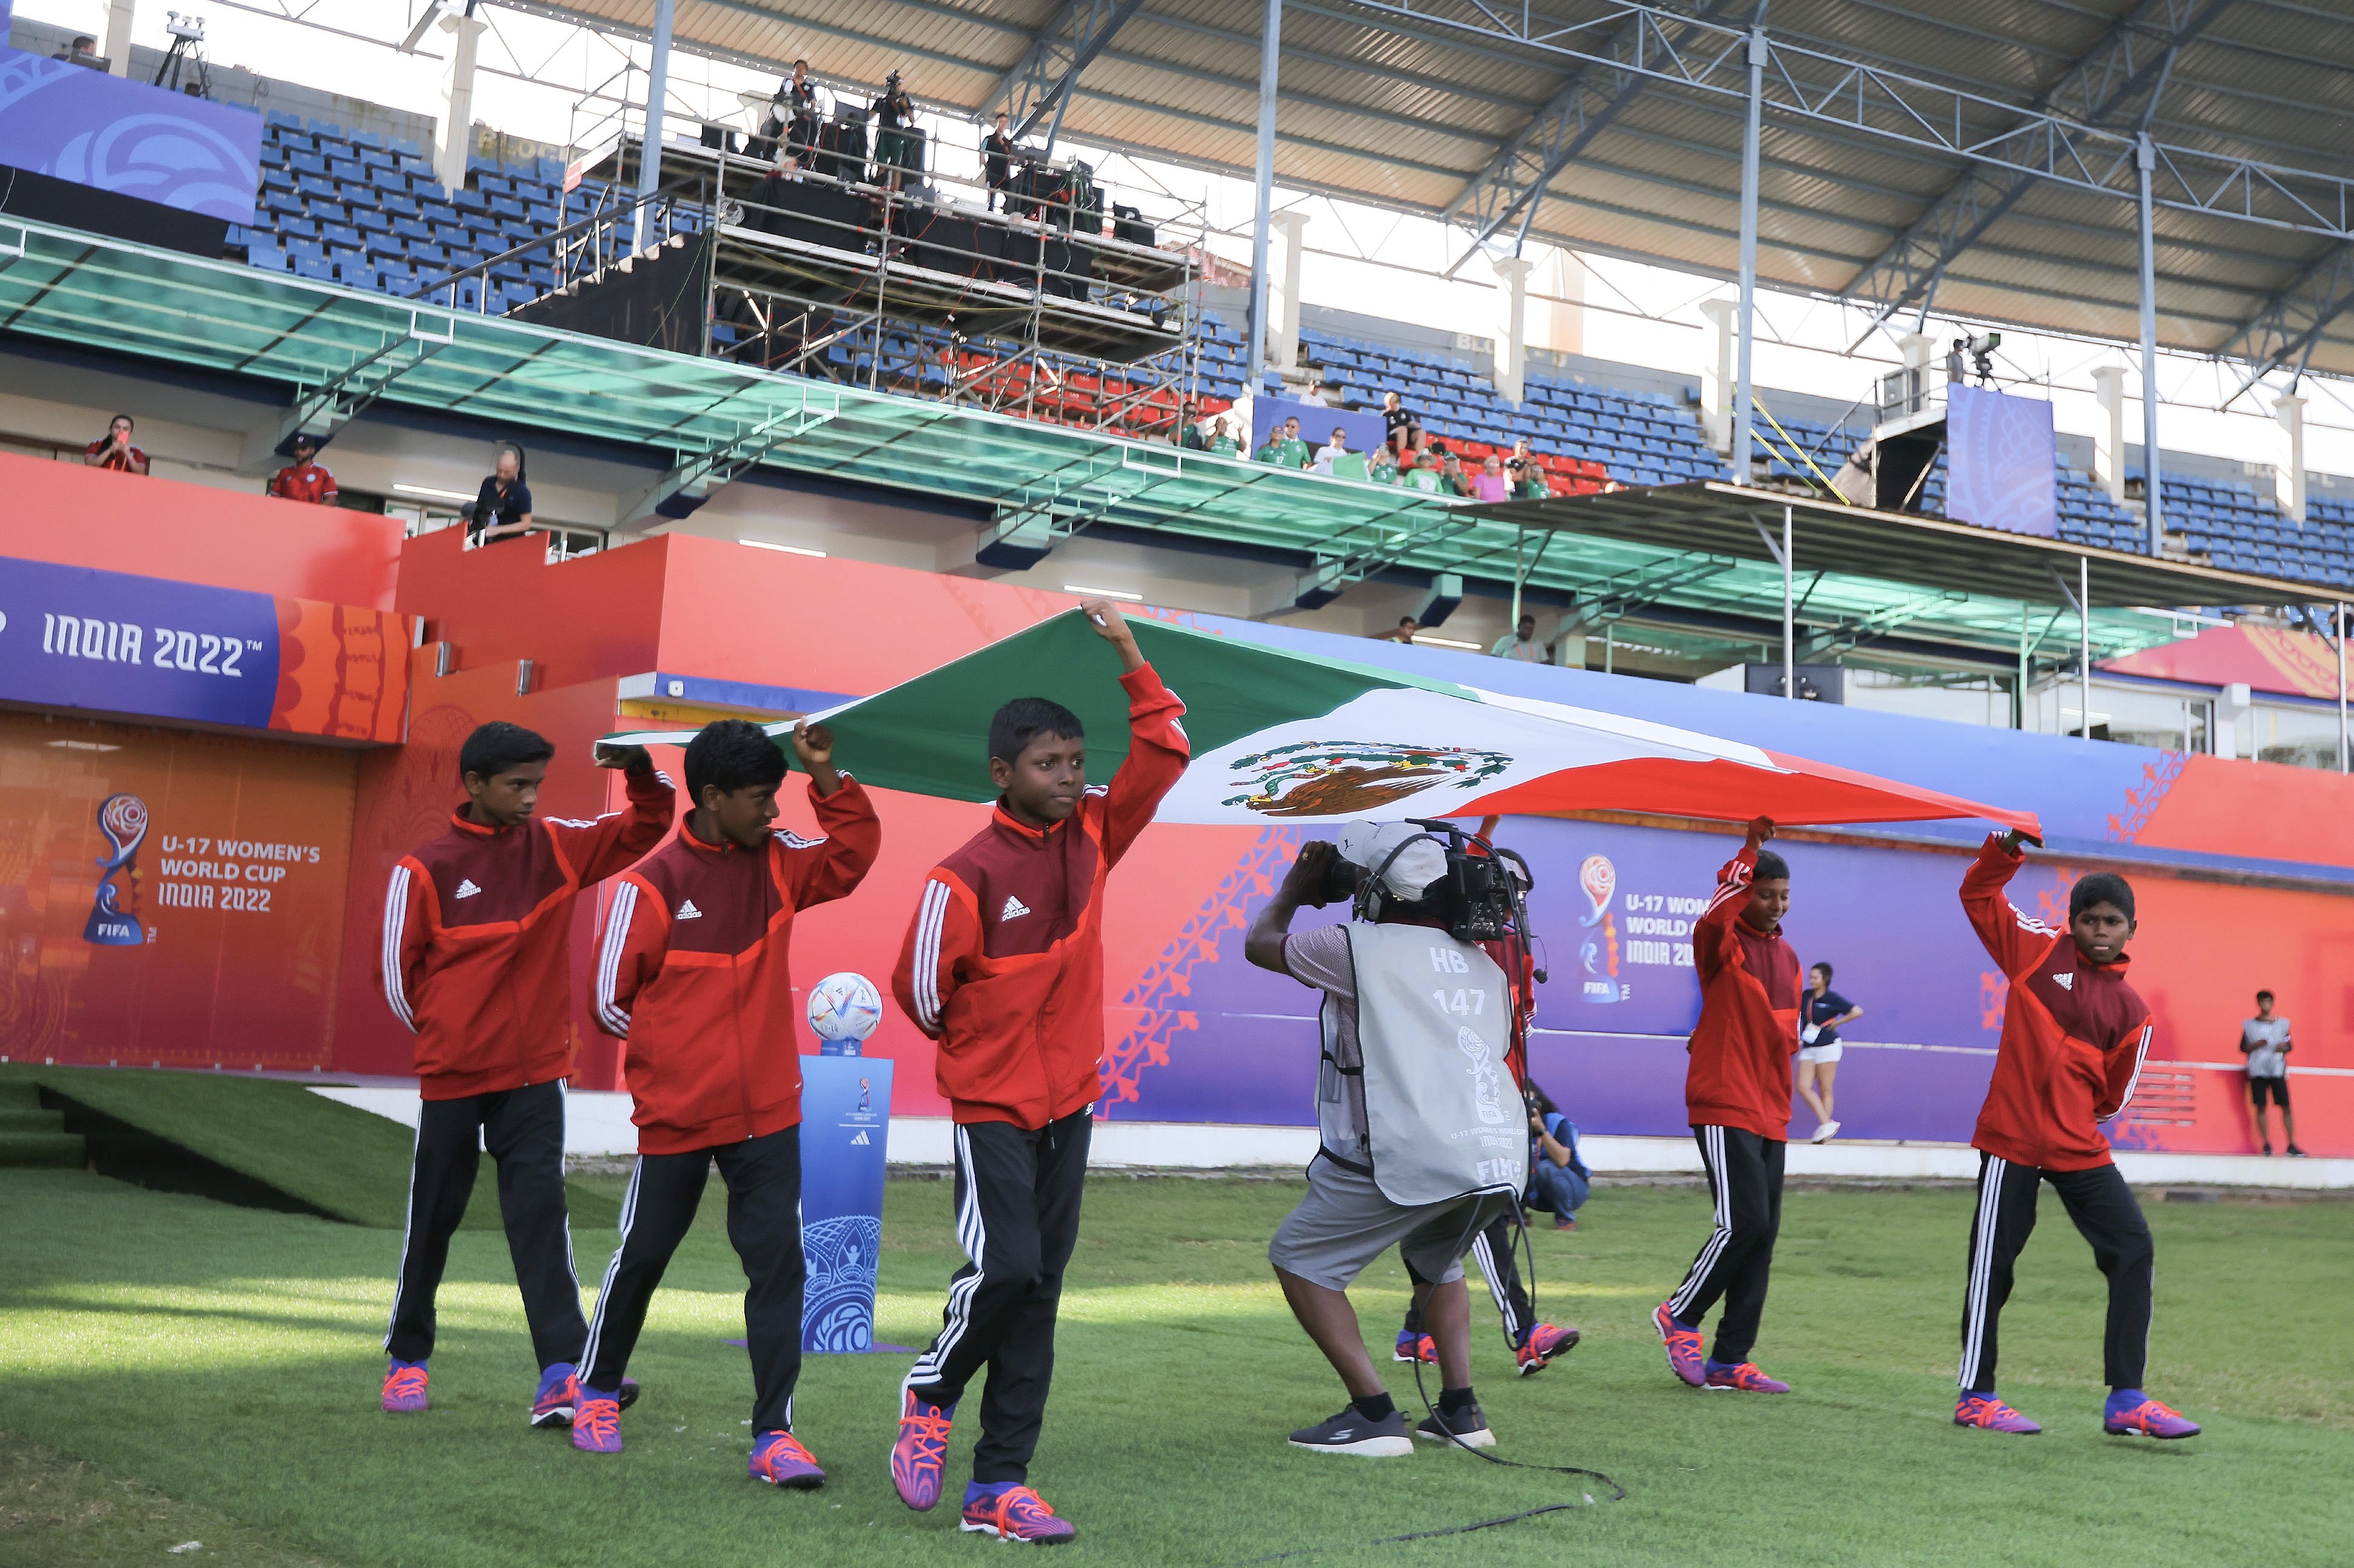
[
  {"left": 84, "top": 793, "right": 148, "bottom": 946},
  {"left": 1457, "top": 1026, "right": 1507, "bottom": 1124}
]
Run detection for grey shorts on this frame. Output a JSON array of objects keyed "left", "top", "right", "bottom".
[{"left": 1267, "top": 1153, "right": 1513, "bottom": 1292}]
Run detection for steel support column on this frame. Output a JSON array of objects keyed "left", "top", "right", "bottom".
[
  {"left": 2136, "top": 132, "right": 2163, "bottom": 556},
  {"left": 2079, "top": 555, "right": 2094, "bottom": 741},
  {"left": 633, "top": 0, "right": 675, "bottom": 253},
  {"left": 1731, "top": 26, "right": 1764, "bottom": 484},
  {"left": 1244, "top": 0, "right": 1281, "bottom": 392},
  {"left": 1781, "top": 502, "right": 1794, "bottom": 700}
]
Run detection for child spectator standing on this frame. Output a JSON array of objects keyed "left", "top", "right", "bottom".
[
  {"left": 1654, "top": 815, "right": 1801, "bottom": 1396},
  {"left": 576, "top": 719, "right": 880, "bottom": 1483},
  {"left": 2240, "top": 990, "right": 2302, "bottom": 1156},
  {"left": 1948, "top": 830, "right": 2198, "bottom": 1440},
  {"left": 888, "top": 601, "right": 1188, "bottom": 1542},
  {"left": 378, "top": 723, "right": 674, "bottom": 1427},
  {"left": 267, "top": 433, "right": 339, "bottom": 506}
]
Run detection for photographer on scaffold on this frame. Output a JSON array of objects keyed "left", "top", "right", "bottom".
[{"left": 1246, "top": 820, "right": 1542, "bottom": 1460}]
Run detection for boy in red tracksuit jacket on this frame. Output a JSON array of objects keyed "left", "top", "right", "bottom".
[
  {"left": 1950, "top": 830, "right": 2199, "bottom": 1440},
  {"left": 887, "top": 601, "right": 1188, "bottom": 1543},
  {"left": 1655, "top": 815, "right": 1802, "bottom": 1396},
  {"left": 378, "top": 721, "right": 672, "bottom": 1425},
  {"left": 575, "top": 718, "right": 880, "bottom": 1484}
]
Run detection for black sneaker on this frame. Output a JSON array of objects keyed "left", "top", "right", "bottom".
[
  {"left": 1288, "top": 1406, "right": 1412, "bottom": 1456},
  {"left": 1413, "top": 1404, "right": 1496, "bottom": 1450},
  {"left": 2287, "top": 1144, "right": 2308, "bottom": 1158}
]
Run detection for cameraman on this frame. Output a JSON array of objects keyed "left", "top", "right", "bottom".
[
  {"left": 1245, "top": 824, "right": 1525, "bottom": 1458},
  {"left": 871, "top": 73, "right": 915, "bottom": 190}
]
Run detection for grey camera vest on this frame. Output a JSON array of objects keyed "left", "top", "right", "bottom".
[{"left": 1342, "top": 922, "right": 1530, "bottom": 1207}]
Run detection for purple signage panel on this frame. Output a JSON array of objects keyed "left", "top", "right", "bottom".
[
  {"left": 1249, "top": 395, "right": 1388, "bottom": 464},
  {"left": 1104, "top": 816, "right": 2062, "bottom": 1148},
  {"left": 1945, "top": 385, "right": 2057, "bottom": 538},
  {"left": 0, "top": 45, "right": 261, "bottom": 224},
  {"left": 0, "top": 557, "right": 280, "bottom": 729}
]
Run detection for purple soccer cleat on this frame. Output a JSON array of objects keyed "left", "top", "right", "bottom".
[
  {"left": 381, "top": 1359, "right": 429, "bottom": 1413},
  {"left": 571, "top": 1390, "right": 622, "bottom": 1453},
  {"left": 1954, "top": 1393, "right": 2042, "bottom": 1433},
  {"left": 530, "top": 1362, "right": 580, "bottom": 1429},
  {"left": 1704, "top": 1359, "right": 1791, "bottom": 1393},
  {"left": 1515, "top": 1321, "right": 1579, "bottom": 1377},
  {"left": 2104, "top": 1390, "right": 2200, "bottom": 1439},
  {"left": 960, "top": 1483, "right": 1077, "bottom": 1543},
  {"left": 1393, "top": 1330, "right": 1436, "bottom": 1365},
  {"left": 890, "top": 1389, "right": 956, "bottom": 1511},
  {"left": 749, "top": 1429, "right": 825, "bottom": 1489},
  {"left": 1654, "top": 1301, "right": 1705, "bottom": 1388}
]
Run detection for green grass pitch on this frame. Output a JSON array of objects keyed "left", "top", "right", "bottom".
[{"left": 1, "top": 1165, "right": 2347, "bottom": 1567}]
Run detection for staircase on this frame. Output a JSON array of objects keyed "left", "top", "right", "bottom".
[{"left": 0, "top": 1081, "right": 85, "bottom": 1168}]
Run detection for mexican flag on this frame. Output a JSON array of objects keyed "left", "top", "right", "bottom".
[{"left": 605, "top": 610, "right": 2039, "bottom": 836}]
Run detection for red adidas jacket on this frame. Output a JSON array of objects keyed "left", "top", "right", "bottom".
[
  {"left": 592, "top": 777, "right": 880, "bottom": 1155},
  {"left": 383, "top": 764, "right": 673, "bottom": 1099},
  {"left": 1685, "top": 844, "right": 1802, "bottom": 1140},
  {"left": 893, "top": 662, "right": 1189, "bottom": 1128},
  {"left": 1961, "top": 835, "right": 2152, "bottom": 1170}
]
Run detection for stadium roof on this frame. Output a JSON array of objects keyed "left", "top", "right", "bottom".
[{"left": 517, "top": 0, "right": 2354, "bottom": 385}]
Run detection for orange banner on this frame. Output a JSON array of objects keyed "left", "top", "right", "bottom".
[{"left": 0, "top": 710, "right": 356, "bottom": 1069}]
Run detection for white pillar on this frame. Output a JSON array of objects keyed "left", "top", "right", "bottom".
[
  {"left": 632, "top": 0, "right": 677, "bottom": 255},
  {"left": 1269, "top": 210, "right": 1307, "bottom": 375},
  {"left": 434, "top": 12, "right": 489, "bottom": 196},
  {"left": 102, "top": 0, "right": 136, "bottom": 78},
  {"left": 1243, "top": 0, "right": 1282, "bottom": 391},
  {"left": 2273, "top": 393, "right": 2307, "bottom": 522},
  {"left": 1491, "top": 255, "right": 1533, "bottom": 405},
  {"left": 1699, "top": 298, "right": 1736, "bottom": 454},
  {"left": 2091, "top": 365, "right": 2127, "bottom": 504},
  {"left": 1533, "top": 247, "right": 1585, "bottom": 356}
]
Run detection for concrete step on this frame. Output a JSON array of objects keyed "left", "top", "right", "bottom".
[
  {"left": 0, "top": 1130, "right": 85, "bottom": 1167},
  {"left": 0, "top": 1106, "right": 69, "bottom": 1135}
]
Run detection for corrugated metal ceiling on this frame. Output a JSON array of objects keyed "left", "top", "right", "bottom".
[{"left": 524, "top": 0, "right": 2354, "bottom": 376}]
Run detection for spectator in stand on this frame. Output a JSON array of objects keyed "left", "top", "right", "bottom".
[
  {"left": 1490, "top": 614, "right": 1548, "bottom": 664},
  {"left": 1206, "top": 416, "right": 1240, "bottom": 456},
  {"left": 1252, "top": 425, "right": 1288, "bottom": 465},
  {"left": 1275, "top": 415, "right": 1311, "bottom": 470},
  {"left": 58, "top": 35, "right": 102, "bottom": 65},
  {"left": 1402, "top": 450, "right": 1444, "bottom": 495},
  {"left": 870, "top": 72, "right": 915, "bottom": 190},
  {"left": 1437, "top": 449, "right": 1471, "bottom": 498},
  {"left": 1381, "top": 390, "right": 1418, "bottom": 458},
  {"left": 1311, "top": 425, "right": 1352, "bottom": 476},
  {"left": 1305, "top": 370, "right": 1344, "bottom": 409},
  {"left": 1470, "top": 454, "right": 1511, "bottom": 502},
  {"left": 268, "top": 433, "right": 339, "bottom": 506},
  {"left": 468, "top": 442, "right": 536, "bottom": 548},
  {"left": 1177, "top": 401, "right": 1206, "bottom": 450},
  {"left": 1368, "top": 445, "right": 1399, "bottom": 484},
  {"left": 1506, "top": 438, "right": 1552, "bottom": 499},
  {"left": 1378, "top": 616, "right": 1418, "bottom": 643},
  {"left": 2241, "top": 990, "right": 2304, "bottom": 1156},
  {"left": 982, "top": 111, "right": 1016, "bottom": 210},
  {"left": 780, "top": 61, "right": 822, "bottom": 166},
  {"left": 84, "top": 413, "right": 150, "bottom": 475}
]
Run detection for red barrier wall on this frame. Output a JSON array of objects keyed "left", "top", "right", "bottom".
[{"left": 0, "top": 452, "right": 405, "bottom": 609}]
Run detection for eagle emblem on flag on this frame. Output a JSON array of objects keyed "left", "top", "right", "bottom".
[{"left": 1219, "top": 741, "right": 1513, "bottom": 818}]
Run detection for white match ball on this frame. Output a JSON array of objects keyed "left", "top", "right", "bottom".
[{"left": 806, "top": 971, "right": 884, "bottom": 1043}]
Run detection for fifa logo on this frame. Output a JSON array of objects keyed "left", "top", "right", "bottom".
[
  {"left": 1456, "top": 1026, "right": 1507, "bottom": 1124},
  {"left": 1577, "top": 852, "right": 1625, "bottom": 1004},
  {"left": 84, "top": 792, "right": 149, "bottom": 946},
  {"left": 858, "top": 1077, "right": 872, "bottom": 1114}
]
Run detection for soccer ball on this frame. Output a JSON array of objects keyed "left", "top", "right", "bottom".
[{"left": 806, "top": 971, "right": 883, "bottom": 1045}]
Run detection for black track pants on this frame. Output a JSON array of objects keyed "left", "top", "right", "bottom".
[
  {"left": 1959, "top": 1153, "right": 2153, "bottom": 1394},
  {"left": 581, "top": 1125, "right": 804, "bottom": 1432},
  {"left": 1665, "top": 1124, "right": 1784, "bottom": 1365},
  {"left": 904, "top": 1109, "right": 1091, "bottom": 1484},
  {"left": 1402, "top": 1212, "right": 1534, "bottom": 1346},
  {"left": 384, "top": 1079, "right": 585, "bottom": 1370}
]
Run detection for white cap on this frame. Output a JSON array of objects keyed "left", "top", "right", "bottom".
[{"left": 1337, "top": 821, "right": 1448, "bottom": 901}]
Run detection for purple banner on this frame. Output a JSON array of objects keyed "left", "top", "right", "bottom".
[
  {"left": 0, "top": 557, "right": 279, "bottom": 729},
  {"left": 0, "top": 45, "right": 261, "bottom": 224},
  {"left": 1945, "top": 385, "right": 2056, "bottom": 538},
  {"left": 1249, "top": 395, "right": 1388, "bottom": 464},
  {"left": 1105, "top": 816, "right": 2094, "bottom": 1147}
]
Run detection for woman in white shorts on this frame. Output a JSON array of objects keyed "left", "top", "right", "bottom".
[{"left": 1797, "top": 962, "right": 1862, "bottom": 1143}]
